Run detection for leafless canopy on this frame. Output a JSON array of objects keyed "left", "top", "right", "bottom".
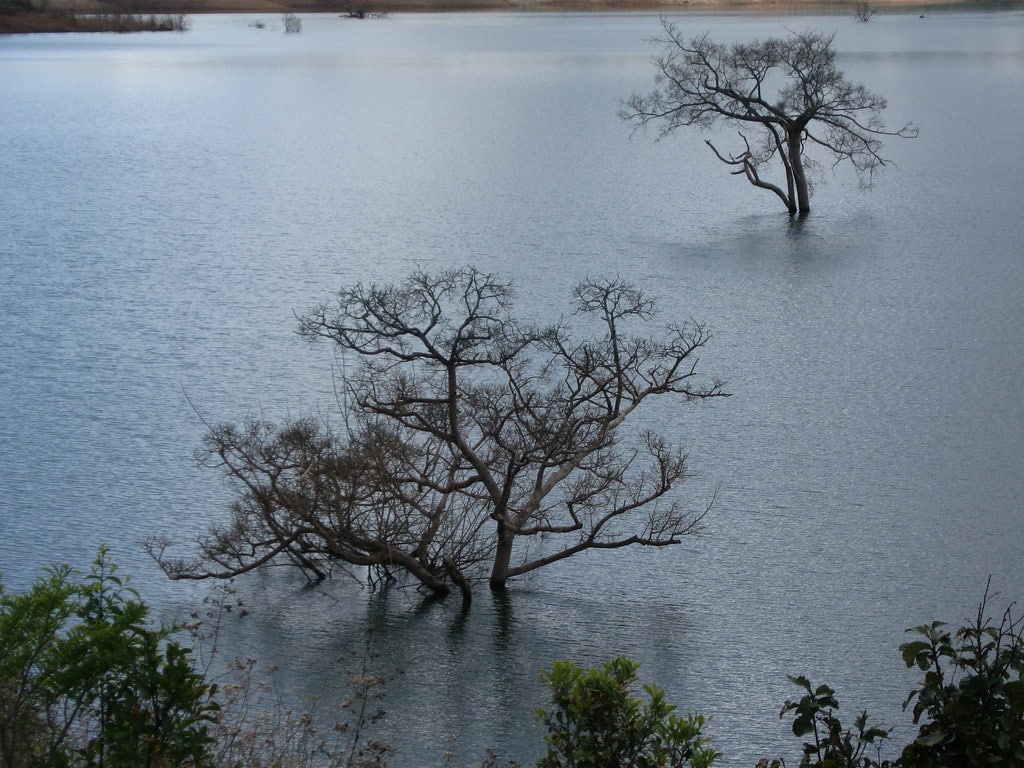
[
  {"left": 147, "top": 267, "right": 726, "bottom": 603},
  {"left": 621, "top": 21, "right": 917, "bottom": 214}
]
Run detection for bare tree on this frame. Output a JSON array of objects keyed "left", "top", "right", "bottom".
[
  {"left": 148, "top": 267, "right": 726, "bottom": 603},
  {"left": 621, "top": 22, "right": 916, "bottom": 215},
  {"left": 854, "top": 2, "right": 877, "bottom": 22},
  {"left": 340, "top": 3, "right": 387, "bottom": 18}
]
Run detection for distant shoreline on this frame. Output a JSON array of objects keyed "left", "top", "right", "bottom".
[
  {"left": 93, "top": 0, "right": 1024, "bottom": 13},
  {"left": 173, "top": 0, "right": 1022, "bottom": 13},
  {"left": 3, "top": 0, "right": 1021, "bottom": 34}
]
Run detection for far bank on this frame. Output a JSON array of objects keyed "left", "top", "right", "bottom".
[{"left": 4, "top": 0, "right": 1022, "bottom": 34}]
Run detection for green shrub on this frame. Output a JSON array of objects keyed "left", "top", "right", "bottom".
[
  {"left": 536, "top": 657, "right": 719, "bottom": 768},
  {"left": 0, "top": 548, "right": 218, "bottom": 768},
  {"left": 766, "top": 585, "right": 1024, "bottom": 768},
  {"left": 764, "top": 676, "right": 893, "bottom": 768},
  {"left": 898, "top": 585, "right": 1024, "bottom": 767},
  {"left": 6, "top": 552, "right": 1019, "bottom": 768}
]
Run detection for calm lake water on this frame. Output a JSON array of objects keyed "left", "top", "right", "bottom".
[{"left": 2, "top": 8, "right": 1023, "bottom": 765}]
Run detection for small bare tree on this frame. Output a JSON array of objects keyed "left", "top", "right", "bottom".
[
  {"left": 622, "top": 22, "right": 916, "bottom": 215},
  {"left": 148, "top": 267, "right": 726, "bottom": 603},
  {"left": 854, "top": 2, "right": 876, "bottom": 22},
  {"left": 282, "top": 12, "right": 301, "bottom": 32}
]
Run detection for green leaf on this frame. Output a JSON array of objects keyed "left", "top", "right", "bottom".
[
  {"left": 916, "top": 728, "right": 947, "bottom": 747},
  {"left": 786, "top": 674, "right": 812, "bottom": 693},
  {"left": 900, "top": 640, "right": 931, "bottom": 667}
]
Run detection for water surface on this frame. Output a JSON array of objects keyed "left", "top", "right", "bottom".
[{"left": 2, "top": 10, "right": 1023, "bottom": 765}]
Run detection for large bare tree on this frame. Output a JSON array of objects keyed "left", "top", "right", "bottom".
[
  {"left": 148, "top": 267, "right": 726, "bottom": 603},
  {"left": 622, "top": 22, "right": 917, "bottom": 215}
]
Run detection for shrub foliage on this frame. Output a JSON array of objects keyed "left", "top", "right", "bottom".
[
  {"left": 536, "top": 657, "right": 719, "bottom": 768},
  {"left": 0, "top": 548, "right": 217, "bottom": 768},
  {"left": 898, "top": 583, "right": 1024, "bottom": 767},
  {"left": 2, "top": 553, "right": 1021, "bottom": 768},
  {"left": 764, "top": 584, "right": 1024, "bottom": 767}
]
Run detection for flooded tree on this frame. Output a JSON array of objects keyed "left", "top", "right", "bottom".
[
  {"left": 147, "top": 267, "right": 726, "bottom": 603},
  {"left": 854, "top": 2, "right": 877, "bottom": 22},
  {"left": 622, "top": 23, "right": 916, "bottom": 215}
]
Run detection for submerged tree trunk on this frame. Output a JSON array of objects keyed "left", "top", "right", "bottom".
[
  {"left": 489, "top": 521, "right": 516, "bottom": 592},
  {"left": 443, "top": 558, "right": 472, "bottom": 605},
  {"left": 788, "top": 127, "right": 811, "bottom": 215},
  {"left": 401, "top": 557, "right": 452, "bottom": 598}
]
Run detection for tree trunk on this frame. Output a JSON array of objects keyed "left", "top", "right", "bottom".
[
  {"left": 443, "top": 558, "right": 472, "bottom": 606},
  {"left": 488, "top": 521, "right": 515, "bottom": 591},
  {"left": 787, "top": 127, "right": 811, "bottom": 215},
  {"left": 375, "top": 547, "right": 451, "bottom": 597}
]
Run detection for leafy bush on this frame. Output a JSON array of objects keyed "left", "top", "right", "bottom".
[
  {"left": 764, "top": 676, "right": 893, "bottom": 768},
  {"left": 898, "top": 584, "right": 1024, "bottom": 767},
  {"left": 5, "top": 553, "right": 1020, "bottom": 768},
  {"left": 536, "top": 657, "right": 719, "bottom": 768},
  {"left": 765, "top": 585, "right": 1024, "bottom": 768},
  {"left": 0, "top": 556, "right": 401, "bottom": 768},
  {"left": 0, "top": 548, "right": 218, "bottom": 768}
]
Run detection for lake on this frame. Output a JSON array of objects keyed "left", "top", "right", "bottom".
[{"left": 1, "top": 8, "right": 1023, "bottom": 765}]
